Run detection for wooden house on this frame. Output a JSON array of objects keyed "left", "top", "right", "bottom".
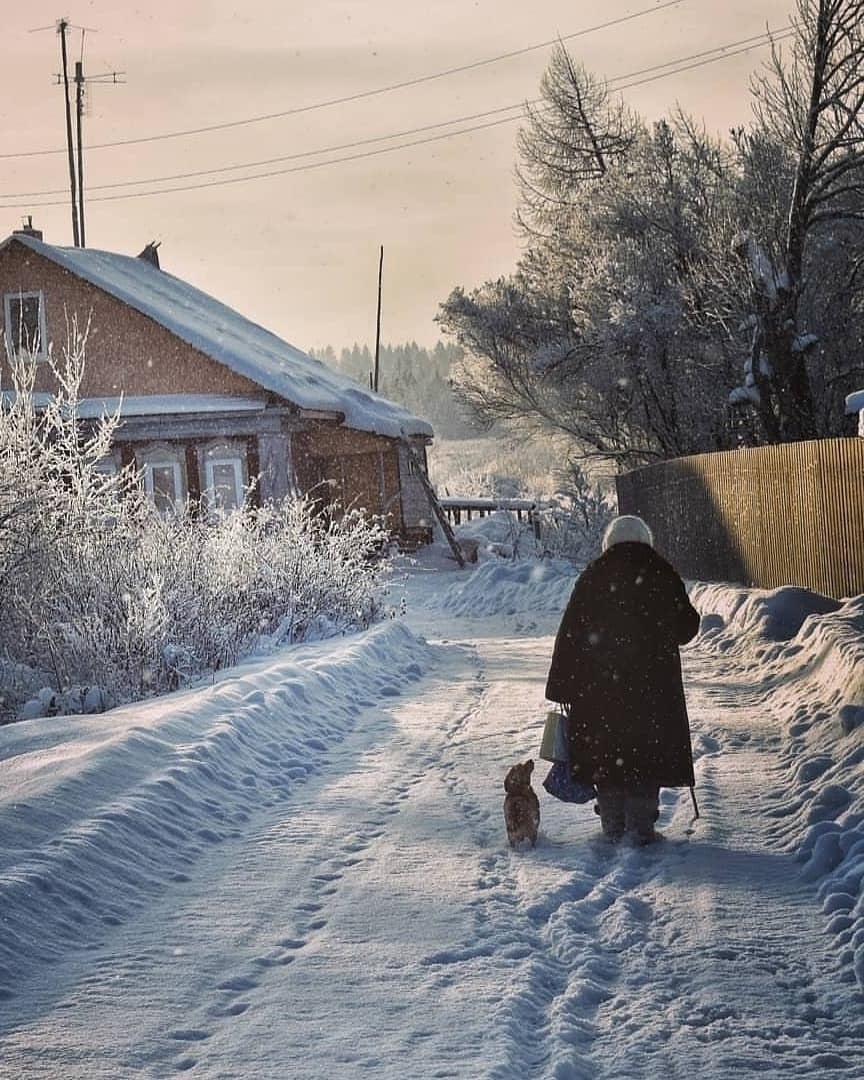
[{"left": 0, "top": 225, "right": 434, "bottom": 546}]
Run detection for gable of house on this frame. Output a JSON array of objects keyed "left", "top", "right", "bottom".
[
  {"left": 0, "top": 232, "right": 434, "bottom": 543},
  {"left": 0, "top": 240, "right": 266, "bottom": 402},
  {"left": 0, "top": 232, "right": 432, "bottom": 439}
]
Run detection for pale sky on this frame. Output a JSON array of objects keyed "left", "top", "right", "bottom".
[{"left": 2, "top": 0, "right": 792, "bottom": 352}]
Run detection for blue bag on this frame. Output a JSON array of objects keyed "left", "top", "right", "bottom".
[{"left": 542, "top": 761, "right": 596, "bottom": 804}]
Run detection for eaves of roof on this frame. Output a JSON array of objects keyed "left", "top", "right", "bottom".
[{"left": 1, "top": 233, "right": 433, "bottom": 440}]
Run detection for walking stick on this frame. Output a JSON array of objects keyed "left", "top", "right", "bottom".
[{"left": 690, "top": 785, "right": 700, "bottom": 819}]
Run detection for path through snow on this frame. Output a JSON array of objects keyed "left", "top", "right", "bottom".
[{"left": 0, "top": 555, "right": 862, "bottom": 1078}]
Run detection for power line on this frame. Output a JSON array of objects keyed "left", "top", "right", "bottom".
[
  {"left": 0, "top": 32, "right": 792, "bottom": 209},
  {"left": 0, "top": 27, "right": 793, "bottom": 208},
  {"left": 2, "top": 118, "right": 518, "bottom": 206},
  {"left": 613, "top": 28, "right": 793, "bottom": 92},
  {"left": 2, "top": 102, "right": 529, "bottom": 198},
  {"left": 2, "top": 0, "right": 689, "bottom": 161},
  {"left": 610, "top": 27, "right": 791, "bottom": 88}
]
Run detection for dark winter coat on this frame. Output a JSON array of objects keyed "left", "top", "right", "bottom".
[{"left": 545, "top": 542, "right": 700, "bottom": 789}]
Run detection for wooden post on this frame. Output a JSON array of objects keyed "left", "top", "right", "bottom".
[
  {"left": 75, "top": 60, "right": 86, "bottom": 247},
  {"left": 57, "top": 19, "right": 80, "bottom": 246},
  {"left": 373, "top": 245, "right": 383, "bottom": 393}
]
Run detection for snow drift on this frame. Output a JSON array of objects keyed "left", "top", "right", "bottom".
[{"left": 691, "top": 581, "right": 864, "bottom": 987}]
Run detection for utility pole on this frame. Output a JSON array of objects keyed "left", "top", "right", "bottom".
[
  {"left": 68, "top": 31, "right": 124, "bottom": 247},
  {"left": 75, "top": 59, "right": 86, "bottom": 247},
  {"left": 372, "top": 245, "right": 383, "bottom": 392},
  {"left": 32, "top": 19, "right": 123, "bottom": 247},
  {"left": 57, "top": 18, "right": 80, "bottom": 246}
]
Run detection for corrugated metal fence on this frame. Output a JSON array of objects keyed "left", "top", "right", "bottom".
[{"left": 616, "top": 437, "right": 864, "bottom": 599}]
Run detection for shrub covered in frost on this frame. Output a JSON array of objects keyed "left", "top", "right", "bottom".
[
  {"left": 0, "top": 339, "right": 393, "bottom": 721},
  {"left": 534, "top": 463, "right": 615, "bottom": 563}
]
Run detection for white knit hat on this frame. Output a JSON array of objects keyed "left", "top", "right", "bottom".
[{"left": 602, "top": 514, "right": 654, "bottom": 551}]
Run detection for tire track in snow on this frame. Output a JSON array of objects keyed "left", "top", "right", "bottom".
[
  {"left": 169, "top": 620, "right": 863, "bottom": 1080},
  {"left": 145, "top": 640, "right": 490, "bottom": 1076},
  {"left": 413, "top": 634, "right": 645, "bottom": 1079},
  {"left": 168, "top": 597, "right": 862, "bottom": 1079},
  {"left": 202, "top": 761, "right": 429, "bottom": 1025},
  {"left": 580, "top": 652, "right": 864, "bottom": 1079}
]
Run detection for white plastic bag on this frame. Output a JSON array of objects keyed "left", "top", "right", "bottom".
[{"left": 539, "top": 708, "right": 569, "bottom": 762}]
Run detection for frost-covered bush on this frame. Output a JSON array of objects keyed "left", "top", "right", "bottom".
[
  {"left": 0, "top": 340, "right": 394, "bottom": 722},
  {"left": 441, "top": 465, "right": 524, "bottom": 500},
  {"left": 132, "top": 499, "right": 392, "bottom": 688},
  {"left": 0, "top": 327, "right": 133, "bottom": 716},
  {"left": 8, "top": 498, "right": 393, "bottom": 720},
  {"left": 535, "top": 462, "right": 615, "bottom": 563}
]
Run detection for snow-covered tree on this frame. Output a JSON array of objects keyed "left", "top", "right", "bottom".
[
  {"left": 439, "top": 58, "right": 743, "bottom": 468},
  {"left": 0, "top": 323, "right": 135, "bottom": 710},
  {"left": 730, "top": 0, "right": 864, "bottom": 441},
  {"left": 440, "top": 2, "right": 864, "bottom": 462}
]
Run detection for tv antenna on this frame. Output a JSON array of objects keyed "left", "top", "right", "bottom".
[{"left": 32, "top": 18, "right": 124, "bottom": 247}]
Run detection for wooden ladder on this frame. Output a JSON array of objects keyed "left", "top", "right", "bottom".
[{"left": 400, "top": 435, "right": 465, "bottom": 567}]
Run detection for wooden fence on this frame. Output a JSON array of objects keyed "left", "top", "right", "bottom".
[
  {"left": 438, "top": 497, "right": 539, "bottom": 527},
  {"left": 616, "top": 437, "right": 864, "bottom": 600}
]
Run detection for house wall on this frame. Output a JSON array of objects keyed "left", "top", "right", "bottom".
[
  {"left": 398, "top": 441, "right": 435, "bottom": 545},
  {"left": 0, "top": 237, "right": 433, "bottom": 543},
  {"left": 0, "top": 241, "right": 262, "bottom": 399},
  {"left": 292, "top": 426, "right": 405, "bottom": 531}
]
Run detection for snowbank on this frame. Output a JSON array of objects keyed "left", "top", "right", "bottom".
[
  {"left": 414, "top": 511, "right": 580, "bottom": 615},
  {"left": 692, "top": 582, "right": 864, "bottom": 987},
  {"left": 0, "top": 621, "right": 436, "bottom": 1000},
  {"left": 691, "top": 582, "right": 843, "bottom": 644},
  {"left": 428, "top": 556, "right": 577, "bottom": 617}
]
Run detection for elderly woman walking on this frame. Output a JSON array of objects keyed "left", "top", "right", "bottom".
[{"left": 545, "top": 515, "right": 700, "bottom": 845}]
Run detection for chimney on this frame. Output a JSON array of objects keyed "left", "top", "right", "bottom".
[
  {"left": 137, "top": 241, "right": 161, "bottom": 269},
  {"left": 14, "top": 215, "right": 43, "bottom": 241}
]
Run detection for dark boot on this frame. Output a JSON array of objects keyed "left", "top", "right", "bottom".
[
  {"left": 595, "top": 786, "right": 626, "bottom": 842},
  {"left": 625, "top": 784, "right": 660, "bottom": 844}
]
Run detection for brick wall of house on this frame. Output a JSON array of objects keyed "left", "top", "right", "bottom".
[{"left": 0, "top": 241, "right": 262, "bottom": 399}]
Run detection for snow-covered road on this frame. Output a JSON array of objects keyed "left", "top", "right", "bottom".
[{"left": 1, "top": 555, "right": 862, "bottom": 1078}]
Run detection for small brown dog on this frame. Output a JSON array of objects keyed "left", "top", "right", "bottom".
[{"left": 503, "top": 759, "right": 540, "bottom": 849}]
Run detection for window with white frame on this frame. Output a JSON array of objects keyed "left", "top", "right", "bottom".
[
  {"left": 4, "top": 291, "right": 47, "bottom": 359},
  {"left": 205, "top": 458, "right": 244, "bottom": 514},
  {"left": 138, "top": 445, "right": 187, "bottom": 517},
  {"left": 202, "top": 443, "right": 247, "bottom": 516}
]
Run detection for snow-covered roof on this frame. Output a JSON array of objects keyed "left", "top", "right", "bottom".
[
  {"left": 1, "top": 391, "right": 271, "bottom": 420},
  {"left": 78, "top": 394, "right": 269, "bottom": 419},
  {"left": 2, "top": 233, "right": 432, "bottom": 439}
]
